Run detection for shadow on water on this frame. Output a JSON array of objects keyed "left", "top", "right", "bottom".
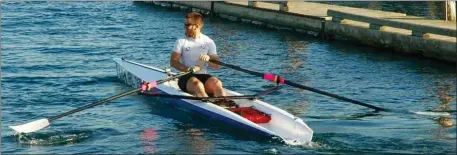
[{"left": 307, "top": 110, "right": 382, "bottom": 120}]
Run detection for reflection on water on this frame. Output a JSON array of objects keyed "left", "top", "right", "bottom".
[
  {"left": 207, "top": 22, "right": 245, "bottom": 58},
  {"left": 426, "top": 1, "right": 438, "bottom": 20},
  {"left": 437, "top": 85, "right": 454, "bottom": 105},
  {"left": 282, "top": 36, "right": 309, "bottom": 73},
  {"left": 433, "top": 100, "right": 454, "bottom": 128},
  {"left": 140, "top": 129, "right": 160, "bottom": 154},
  {"left": 182, "top": 127, "right": 213, "bottom": 154},
  {"left": 278, "top": 35, "right": 313, "bottom": 116},
  {"left": 437, "top": 117, "right": 453, "bottom": 127},
  {"left": 431, "top": 77, "right": 455, "bottom": 127},
  {"left": 367, "top": 1, "right": 381, "bottom": 10},
  {"left": 285, "top": 99, "right": 311, "bottom": 116}
]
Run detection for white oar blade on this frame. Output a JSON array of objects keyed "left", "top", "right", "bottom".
[
  {"left": 9, "top": 119, "right": 50, "bottom": 133},
  {"left": 414, "top": 111, "right": 451, "bottom": 116}
]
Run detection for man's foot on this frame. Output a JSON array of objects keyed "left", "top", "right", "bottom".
[{"left": 211, "top": 99, "right": 238, "bottom": 108}]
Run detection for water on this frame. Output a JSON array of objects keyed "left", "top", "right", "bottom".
[{"left": 2, "top": 2, "right": 456, "bottom": 154}]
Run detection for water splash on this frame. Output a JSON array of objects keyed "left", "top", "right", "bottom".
[
  {"left": 12, "top": 130, "right": 92, "bottom": 146},
  {"left": 283, "top": 139, "right": 323, "bottom": 149},
  {"left": 264, "top": 148, "right": 280, "bottom": 154},
  {"left": 269, "top": 136, "right": 323, "bottom": 149}
]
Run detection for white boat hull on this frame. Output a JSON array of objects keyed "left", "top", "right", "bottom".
[{"left": 114, "top": 58, "right": 313, "bottom": 143}]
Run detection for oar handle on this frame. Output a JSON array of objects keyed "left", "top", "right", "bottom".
[{"left": 209, "top": 59, "right": 263, "bottom": 77}]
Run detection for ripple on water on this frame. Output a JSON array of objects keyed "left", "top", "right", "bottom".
[
  {"left": 9, "top": 130, "right": 93, "bottom": 146},
  {"left": 311, "top": 132, "right": 456, "bottom": 154}
]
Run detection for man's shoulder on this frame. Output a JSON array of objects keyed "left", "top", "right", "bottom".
[
  {"left": 201, "top": 34, "right": 215, "bottom": 43},
  {"left": 176, "top": 37, "right": 188, "bottom": 41},
  {"left": 175, "top": 38, "right": 188, "bottom": 44}
]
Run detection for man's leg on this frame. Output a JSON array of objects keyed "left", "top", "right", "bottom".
[
  {"left": 186, "top": 77, "right": 208, "bottom": 97},
  {"left": 204, "top": 77, "right": 226, "bottom": 97}
]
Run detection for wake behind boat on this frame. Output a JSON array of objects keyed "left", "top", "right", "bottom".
[{"left": 114, "top": 58, "right": 314, "bottom": 143}]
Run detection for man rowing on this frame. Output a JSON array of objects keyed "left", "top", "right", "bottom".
[{"left": 169, "top": 12, "right": 232, "bottom": 105}]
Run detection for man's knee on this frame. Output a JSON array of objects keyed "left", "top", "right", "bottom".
[
  {"left": 187, "top": 77, "right": 204, "bottom": 91},
  {"left": 205, "top": 77, "right": 222, "bottom": 88}
]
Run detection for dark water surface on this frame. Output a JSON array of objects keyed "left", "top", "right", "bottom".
[{"left": 2, "top": 2, "right": 456, "bottom": 154}]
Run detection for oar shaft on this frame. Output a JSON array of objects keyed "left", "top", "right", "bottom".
[
  {"left": 210, "top": 59, "right": 387, "bottom": 111},
  {"left": 426, "top": 109, "right": 457, "bottom": 113},
  {"left": 141, "top": 93, "right": 258, "bottom": 100},
  {"left": 49, "top": 71, "right": 192, "bottom": 122},
  {"left": 211, "top": 60, "right": 263, "bottom": 77},
  {"left": 49, "top": 88, "right": 140, "bottom": 122},
  {"left": 284, "top": 81, "right": 387, "bottom": 111},
  {"left": 141, "top": 85, "right": 281, "bottom": 101}
]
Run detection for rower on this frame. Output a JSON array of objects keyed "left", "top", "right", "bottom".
[{"left": 169, "top": 12, "right": 234, "bottom": 106}]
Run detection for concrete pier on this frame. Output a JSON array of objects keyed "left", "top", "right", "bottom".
[{"left": 147, "top": 1, "right": 456, "bottom": 63}]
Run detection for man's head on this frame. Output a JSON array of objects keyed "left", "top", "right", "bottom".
[{"left": 184, "top": 12, "right": 204, "bottom": 38}]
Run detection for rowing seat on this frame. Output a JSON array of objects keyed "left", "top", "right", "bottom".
[{"left": 227, "top": 107, "right": 271, "bottom": 124}]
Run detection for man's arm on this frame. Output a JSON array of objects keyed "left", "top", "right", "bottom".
[
  {"left": 206, "top": 39, "right": 220, "bottom": 69},
  {"left": 170, "top": 52, "right": 188, "bottom": 72},
  {"left": 207, "top": 54, "right": 221, "bottom": 69}
]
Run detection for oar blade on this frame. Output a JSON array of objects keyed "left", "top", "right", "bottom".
[
  {"left": 9, "top": 119, "right": 50, "bottom": 133},
  {"left": 413, "top": 111, "right": 451, "bottom": 116}
]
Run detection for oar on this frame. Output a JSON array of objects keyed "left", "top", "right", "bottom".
[
  {"left": 9, "top": 69, "right": 197, "bottom": 134},
  {"left": 140, "top": 85, "right": 282, "bottom": 101},
  {"left": 209, "top": 59, "right": 388, "bottom": 112}
]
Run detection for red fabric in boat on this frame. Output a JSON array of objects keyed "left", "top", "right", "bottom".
[{"left": 227, "top": 107, "right": 271, "bottom": 124}]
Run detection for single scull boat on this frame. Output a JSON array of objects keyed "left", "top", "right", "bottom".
[{"left": 114, "top": 58, "right": 314, "bottom": 143}]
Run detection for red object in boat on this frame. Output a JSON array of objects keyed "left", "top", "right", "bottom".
[{"left": 227, "top": 107, "right": 271, "bottom": 124}]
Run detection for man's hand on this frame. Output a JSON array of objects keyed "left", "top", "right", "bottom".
[
  {"left": 187, "top": 65, "right": 201, "bottom": 73},
  {"left": 199, "top": 54, "right": 210, "bottom": 62}
]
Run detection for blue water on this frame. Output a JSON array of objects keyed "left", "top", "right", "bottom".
[{"left": 2, "top": 2, "right": 456, "bottom": 154}]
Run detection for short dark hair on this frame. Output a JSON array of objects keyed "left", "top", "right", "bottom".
[{"left": 186, "top": 12, "right": 204, "bottom": 26}]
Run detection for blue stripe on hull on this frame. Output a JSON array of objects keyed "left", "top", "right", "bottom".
[{"left": 146, "top": 88, "right": 275, "bottom": 139}]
